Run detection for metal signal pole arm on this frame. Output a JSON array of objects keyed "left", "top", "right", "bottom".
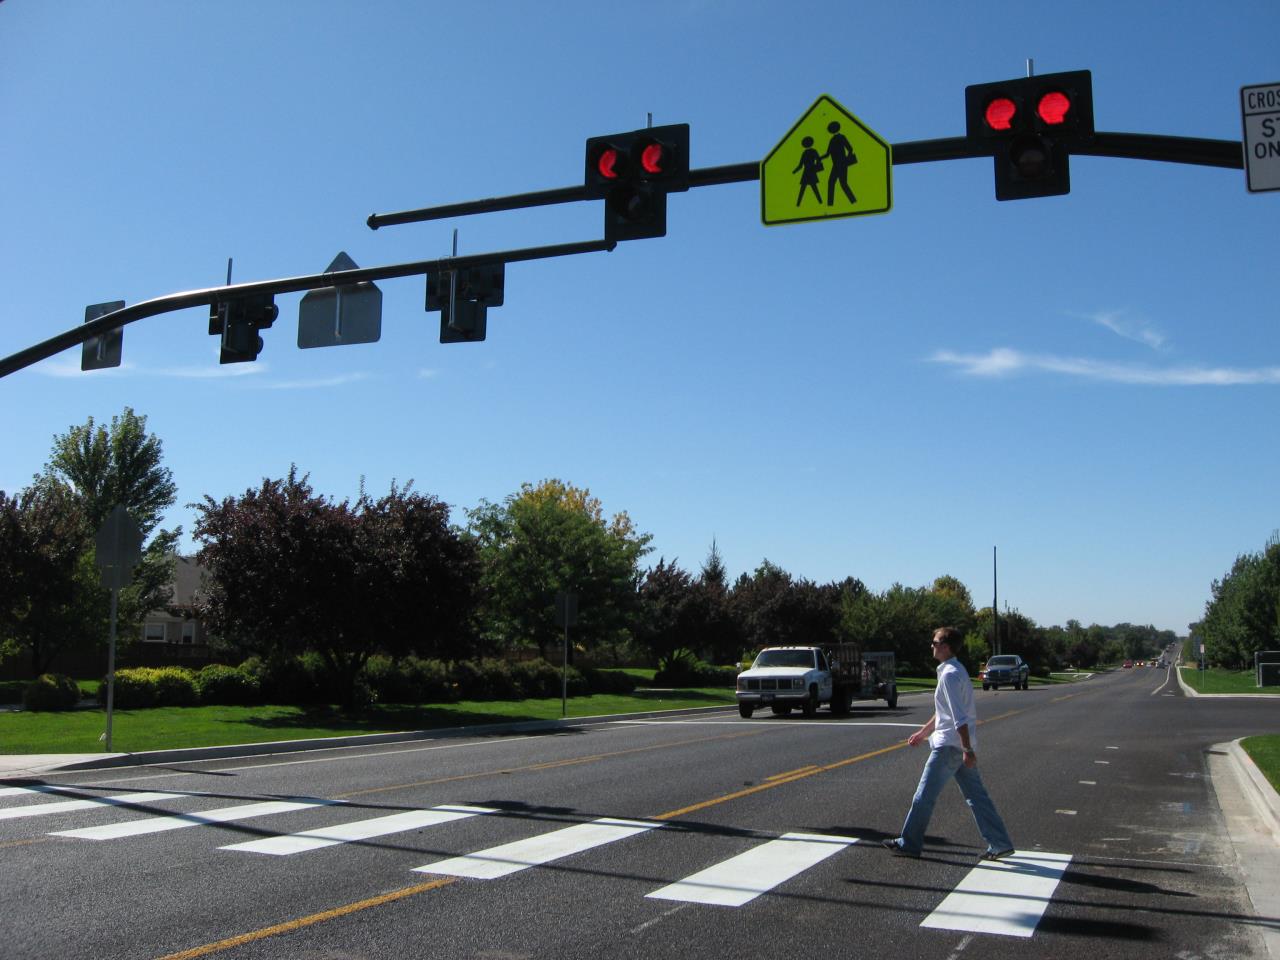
[{"left": 0, "top": 238, "right": 615, "bottom": 379}]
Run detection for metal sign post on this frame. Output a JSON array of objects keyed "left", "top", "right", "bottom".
[{"left": 555, "top": 592, "right": 578, "bottom": 718}]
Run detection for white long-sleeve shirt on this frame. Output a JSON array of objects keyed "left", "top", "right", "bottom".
[{"left": 930, "top": 657, "right": 978, "bottom": 751}]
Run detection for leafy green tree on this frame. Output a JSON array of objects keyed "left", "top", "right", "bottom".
[
  {"left": 467, "top": 479, "right": 651, "bottom": 662},
  {"left": 1197, "top": 537, "right": 1280, "bottom": 669},
  {"left": 729, "top": 561, "right": 843, "bottom": 652},
  {"left": 36, "top": 407, "right": 180, "bottom": 643}
]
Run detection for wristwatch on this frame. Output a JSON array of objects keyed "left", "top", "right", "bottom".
[{"left": 963, "top": 748, "right": 975, "bottom": 756}]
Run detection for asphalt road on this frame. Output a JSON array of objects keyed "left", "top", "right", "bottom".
[{"left": 3, "top": 666, "right": 1276, "bottom": 960}]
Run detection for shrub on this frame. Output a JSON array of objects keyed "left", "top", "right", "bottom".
[
  {"left": 581, "top": 667, "right": 639, "bottom": 695},
  {"left": 512, "top": 659, "right": 563, "bottom": 699},
  {"left": 195, "top": 664, "right": 261, "bottom": 705},
  {"left": 454, "top": 658, "right": 523, "bottom": 700},
  {"left": 100, "top": 667, "right": 199, "bottom": 708},
  {"left": 150, "top": 667, "right": 199, "bottom": 706},
  {"left": 22, "top": 673, "right": 81, "bottom": 712},
  {"left": 654, "top": 650, "right": 737, "bottom": 687}
]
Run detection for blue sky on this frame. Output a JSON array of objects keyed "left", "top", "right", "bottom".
[{"left": 2, "top": 1, "right": 1276, "bottom": 635}]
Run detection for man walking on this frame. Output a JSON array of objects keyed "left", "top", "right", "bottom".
[{"left": 882, "top": 627, "right": 1014, "bottom": 860}]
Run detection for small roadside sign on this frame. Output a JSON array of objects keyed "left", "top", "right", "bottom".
[
  {"left": 94, "top": 504, "right": 143, "bottom": 590},
  {"left": 761, "top": 94, "right": 892, "bottom": 226},
  {"left": 1241, "top": 82, "right": 1280, "bottom": 193},
  {"left": 298, "top": 252, "right": 383, "bottom": 348}
]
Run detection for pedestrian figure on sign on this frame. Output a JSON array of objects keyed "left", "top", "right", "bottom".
[
  {"left": 881, "top": 627, "right": 1015, "bottom": 861},
  {"left": 793, "top": 136, "right": 824, "bottom": 207},
  {"left": 821, "top": 121, "right": 857, "bottom": 206}
]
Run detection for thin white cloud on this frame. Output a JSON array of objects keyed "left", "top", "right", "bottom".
[
  {"left": 418, "top": 368, "right": 440, "bottom": 379},
  {"left": 1076, "top": 309, "right": 1166, "bottom": 351},
  {"left": 929, "top": 348, "right": 1280, "bottom": 386},
  {"left": 254, "top": 372, "right": 370, "bottom": 390}
]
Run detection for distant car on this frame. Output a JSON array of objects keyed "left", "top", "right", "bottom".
[
  {"left": 981, "top": 655, "right": 1029, "bottom": 690},
  {"left": 1123, "top": 660, "right": 1134, "bottom": 668}
]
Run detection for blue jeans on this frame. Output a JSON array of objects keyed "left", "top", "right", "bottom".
[{"left": 898, "top": 746, "right": 1013, "bottom": 856}]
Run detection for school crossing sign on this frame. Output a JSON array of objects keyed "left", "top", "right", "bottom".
[{"left": 761, "top": 94, "right": 892, "bottom": 226}]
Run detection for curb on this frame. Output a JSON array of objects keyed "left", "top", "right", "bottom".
[
  {"left": 1228, "top": 738, "right": 1280, "bottom": 840},
  {"left": 1, "top": 703, "right": 740, "bottom": 776}
]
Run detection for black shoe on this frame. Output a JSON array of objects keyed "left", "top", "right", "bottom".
[
  {"left": 981, "top": 847, "right": 1015, "bottom": 861},
  {"left": 881, "top": 838, "right": 918, "bottom": 857}
]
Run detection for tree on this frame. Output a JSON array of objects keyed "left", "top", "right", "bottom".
[
  {"left": 637, "top": 558, "right": 698, "bottom": 667},
  {"left": 467, "top": 479, "right": 651, "bottom": 662},
  {"left": 194, "top": 469, "right": 479, "bottom": 702},
  {"left": 0, "top": 485, "right": 102, "bottom": 673},
  {"left": 36, "top": 407, "right": 180, "bottom": 644},
  {"left": 692, "top": 540, "right": 744, "bottom": 664}
]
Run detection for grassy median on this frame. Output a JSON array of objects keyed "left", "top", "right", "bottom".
[
  {"left": 1178, "top": 666, "right": 1280, "bottom": 695},
  {"left": 0, "top": 688, "right": 736, "bottom": 755}
]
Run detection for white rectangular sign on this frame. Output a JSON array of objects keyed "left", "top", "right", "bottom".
[{"left": 1241, "top": 82, "right": 1280, "bottom": 192}]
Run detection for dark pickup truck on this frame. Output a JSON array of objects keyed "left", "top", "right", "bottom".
[{"left": 981, "top": 655, "right": 1029, "bottom": 690}]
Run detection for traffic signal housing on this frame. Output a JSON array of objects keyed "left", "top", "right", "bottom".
[
  {"left": 965, "top": 69, "right": 1094, "bottom": 200},
  {"left": 426, "top": 262, "right": 505, "bottom": 343},
  {"left": 209, "top": 293, "right": 278, "bottom": 363},
  {"left": 584, "top": 123, "right": 690, "bottom": 241}
]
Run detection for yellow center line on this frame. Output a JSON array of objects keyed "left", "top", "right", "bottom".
[
  {"left": 153, "top": 878, "right": 456, "bottom": 960},
  {"left": 334, "top": 729, "right": 766, "bottom": 799},
  {"left": 765, "top": 765, "right": 820, "bottom": 781}
]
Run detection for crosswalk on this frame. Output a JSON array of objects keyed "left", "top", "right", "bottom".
[{"left": 3, "top": 784, "right": 1071, "bottom": 937}]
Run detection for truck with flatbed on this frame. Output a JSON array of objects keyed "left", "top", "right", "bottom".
[{"left": 735, "top": 643, "right": 897, "bottom": 718}]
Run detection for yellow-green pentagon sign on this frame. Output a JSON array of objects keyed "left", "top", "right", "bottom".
[{"left": 761, "top": 94, "right": 892, "bottom": 226}]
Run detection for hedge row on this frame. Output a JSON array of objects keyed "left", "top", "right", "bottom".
[
  {"left": 21, "top": 673, "right": 83, "bottom": 711},
  {"left": 89, "top": 655, "right": 641, "bottom": 709}
]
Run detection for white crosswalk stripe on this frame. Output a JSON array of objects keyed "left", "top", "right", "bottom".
[
  {"left": 50, "top": 798, "right": 343, "bottom": 840},
  {"left": 647, "top": 832, "right": 858, "bottom": 907},
  {"left": 413, "top": 816, "right": 662, "bottom": 880},
  {"left": 0, "top": 790, "right": 203, "bottom": 821},
  {"left": 920, "top": 851, "right": 1073, "bottom": 937},
  {"left": 220, "top": 804, "right": 497, "bottom": 855}
]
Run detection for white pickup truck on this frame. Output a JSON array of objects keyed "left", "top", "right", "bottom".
[{"left": 735, "top": 644, "right": 897, "bottom": 718}]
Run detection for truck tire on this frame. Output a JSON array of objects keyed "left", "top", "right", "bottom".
[
  {"left": 1022, "top": 677, "right": 1030, "bottom": 690},
  {"left": 886, "top": 685, "right": 898, "bottom": 709},
  {"left": 738, "top": 703, "right": 754, "bottom": 718},
  {"left": 982, "top": 683, "right": 990, "bottom": 691},
  {"left": 802, "top": 687, "right": 818, "bottom": 717}
]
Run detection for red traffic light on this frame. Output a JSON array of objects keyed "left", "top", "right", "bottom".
[
  {"left": 984, "top": 97, "right": 1017, "bottom": 131},
  {"left": 640, "top": 142, "right": 665, "bottom": 175},
  {"left": 1036, "top": 90, "right": 1072, "bottom": 125},
  {"left": 595, "top": 146, "right": 621, "bottom": 180}
]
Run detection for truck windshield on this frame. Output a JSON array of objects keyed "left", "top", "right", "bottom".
[
  {"left": 753, "top": 650, "right": 816, "bottom": 669},
  {"left": 988, "top": 657, "right": 1017, "bottom": 666}
]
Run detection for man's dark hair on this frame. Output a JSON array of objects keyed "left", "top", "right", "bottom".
[{"left": 933, "top": 626, "right": 962, "bottom": 652}]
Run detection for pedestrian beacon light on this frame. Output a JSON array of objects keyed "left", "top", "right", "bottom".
[
  {"left": 965, "top": 69, "right": 1094, "bottom": 200},
  {"left": 584, "top": 123, "right": 690, "bottom": 241},
  {"left": 426, "top": 262, "right": 505, "bottom": 343},
  {"left": 209, "top": 293, "right": 278, "bottom": 363}
]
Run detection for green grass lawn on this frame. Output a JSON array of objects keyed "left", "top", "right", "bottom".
[
  {"left": 1241, "top": 735, "right": 1280, "bottom": 794},
  {"left": 0, "top": 687, "right": 736, "bottom": 755},
  {"left": 1179, "top": 666, "right": 1280, "bottom": 695}
]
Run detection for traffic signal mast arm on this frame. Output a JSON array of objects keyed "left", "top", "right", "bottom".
[
  {"left": 366, "top": 131, "right": 1243, "bottom": 230},
  {"left": 0, "top": 238, "right": 614, "bottom": 379}
]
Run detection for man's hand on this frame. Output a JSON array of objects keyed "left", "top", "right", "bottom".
[{"left": 907, "top": 730, "right": 927, "bottom": 747}]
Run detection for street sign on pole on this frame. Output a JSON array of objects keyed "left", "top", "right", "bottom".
[
  {"left": 94, "top": 505, "right": 143, "bottom": 753},
  {"left": 298, "top": 252, "right": 383, "bottom": 348},
  {"left": 95, "top": 505, "right": 143, "bottom": 589},
  {"left": 761, "top": 94, "right": 892, "bottom": 225},
  {"left": 81, "top": 301, "right": 126, "bottom": 371},
  {"left": 1241, "top": 82, "right": 1280, "bottom": 192}
]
